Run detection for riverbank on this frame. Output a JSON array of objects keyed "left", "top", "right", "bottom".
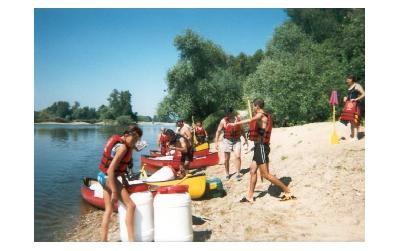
[
  {"left": 34, "top": 121, "right": 175, "bottom": 126},
  {"left": 65, "top": 121, "right": 364, "bottom": 241}
]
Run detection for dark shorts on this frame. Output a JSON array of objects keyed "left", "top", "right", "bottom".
[
  {"left": 181, "top": 147, "right": 194, "bottom": 163},
  {"left": 253, "top": 143, "right": 270, "bottom": 165}
]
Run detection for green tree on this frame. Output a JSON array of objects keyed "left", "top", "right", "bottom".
[{"left": 107, "top": 89, "right": 135, "bottom": 120}]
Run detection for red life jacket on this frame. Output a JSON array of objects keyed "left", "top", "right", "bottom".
[
  {"left": 340, "top": 100, "right": 359, "bottom": 123},
  {"left": 99, "top": 135, "right": 132, "bottom": 175},
  {"left": 248, "top": 112, "right": 272, "bottom": 144},
  {"left": 195, "top": 127, "right": 206, "bottom": 137},
  {"left": 223, "top": 116, "right": 242, "bottom": 140},
  {"left": 159, "top": 133, "right": 169, "bottom": 155}
]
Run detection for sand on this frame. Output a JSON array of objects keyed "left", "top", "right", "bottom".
[{"left": 65, "top": 121, "right": 364, "bottom": 241}]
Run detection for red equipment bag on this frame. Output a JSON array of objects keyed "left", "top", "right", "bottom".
[{"left": 340, "top": 100, "right": 359, "bottom": 123}]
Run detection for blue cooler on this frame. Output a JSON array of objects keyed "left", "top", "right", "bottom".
[{"left": 206, "top": 177, "right": 225, "bottom": 198}]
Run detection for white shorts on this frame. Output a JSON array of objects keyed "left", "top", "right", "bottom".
[{"left": 222, "top": 138, "right": 241, "bottom": 153}]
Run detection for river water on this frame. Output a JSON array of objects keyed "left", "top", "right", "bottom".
[{"left": 34, "top": 123, "right": 175, "bottom": 241}]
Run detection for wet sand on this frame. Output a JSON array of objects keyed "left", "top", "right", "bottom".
[{"left": 65, "top": 121, "right": 364, "bottom": 241}]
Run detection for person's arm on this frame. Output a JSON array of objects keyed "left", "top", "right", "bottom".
[
  {"left": 157, "top": 133, "right": 161, "bottom": 148},
  {"left": 214, "top": 120, "right": 224, "bottom": 150},
  {"left": 353, "top": 84, "right": 365, "bottom": 101},
  {"left": 106, "top": 145, "right": 128, "bottom": 203},
  {"left": 232, "top": 113, "right": 263, "bottom": 126}
]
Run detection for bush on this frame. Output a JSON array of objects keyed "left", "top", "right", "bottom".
[
  {"left": 202, "top": 110, "right": 226, "bottom": 140},
  {"left": 116, "top": 115, "right": 134, "bottom": 126}
]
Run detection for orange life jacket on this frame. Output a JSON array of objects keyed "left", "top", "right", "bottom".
[
  {"left": 248, "top": 112, "right": 272, "bottom": 144},
  {"left": 223, "top": 116, "right": 242, "bottom": 140},
  {"left": 159, "top": 133, "right": 169, "bottom": 155},
  {"left": 99, "top": 135, "right": 132, "bottom": 175},
  {"left": 195, "top": 127, "right": 206, "bottom": 137}
]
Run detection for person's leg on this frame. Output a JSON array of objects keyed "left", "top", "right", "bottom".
[
  {"left": 259, "top": 162, "right": 290, "bottom": 193},
  {"left": 233, "top": 140, "right": 242, "bottom": 177},
  {"left": 350, "top": 122, "right": 356, "bottom": 138},
  {"left": 101, "top": 187, "right": 113, "bottom": 241},
  {"left": 120, "top": 187, "right": 136, "bottom": 241},
  {"left": 224, "top": 152, "right": 230, "bottom": 179},
  {"left": 247, "top": 161, "right": 258, "bottom": 200}
]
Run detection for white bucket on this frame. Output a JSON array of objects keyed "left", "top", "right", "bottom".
[
  {"left": 118, "top": 191, "right": 154, "bottom": 242},
  {"left": 144, "top": 166, "right": 176, "bottom": 182},
  {"left": 153, "top": 185, "right": 193, "bottom": 242}
]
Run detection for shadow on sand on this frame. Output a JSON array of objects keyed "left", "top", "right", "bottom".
[{"left": 255, "top": 176, "right": 293, "bottom": 199}]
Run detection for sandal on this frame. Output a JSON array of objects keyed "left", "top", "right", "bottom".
[
  {"left": 279, "top": 193, "right": 297, "bottom": 201},
  {"left": 239, "top": 196, "right": 254, "bottom": 203}
]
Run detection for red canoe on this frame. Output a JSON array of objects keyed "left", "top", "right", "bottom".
[
  {"left": 80, "top": 177, "right": 150, "bottom": 212},
  {"left": 149, "top": 148, "right": 209, "bottom": 158},
  {"left": 141, "top": 152, "right": 219, "bottom": 174}
]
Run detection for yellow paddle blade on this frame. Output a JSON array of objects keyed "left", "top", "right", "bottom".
[{"left": 331, "top": 128, "right": 339, "bottom": 145}]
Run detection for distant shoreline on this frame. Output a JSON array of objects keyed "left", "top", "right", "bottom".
[{"left": 34, "top": 121, "right": 175, "bottom": 126}]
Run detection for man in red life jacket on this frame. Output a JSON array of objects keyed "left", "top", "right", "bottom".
[
  {"left": 229, "top": 98, "right": 295, "bottom": 202},
  {"left": 164, "top": 129, "right": 193, "bottom": 179},
  {"left": 98, "top": 124, "right": 143, "bottom": 241},
  {"left": 215, "top": 107, "right": 248, "bottom": 181},
  {"left": 194, "top": 121, "right": 208, "bottom": 144}
]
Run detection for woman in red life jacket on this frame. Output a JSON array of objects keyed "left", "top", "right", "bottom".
[
  {"left": 98, "top": 124, "right": 143, "bottom": 241},
  {"left": 343, "top": 74, "right": 365, "bottom": 141},
  {"left": 194, "top": 121, "right": 208, "bottom": 144},
  {"left": 215, "top": 107, "right": 248, "bottom": 181},
  {"left": 229, "top": 98, "right": 295, "bottom": 202},
  {"left": 157, "top": 128, "right": 170, "bottom": 155}
]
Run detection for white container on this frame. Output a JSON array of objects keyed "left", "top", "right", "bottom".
[
  {"left": 153, "top": 185, "right": 193, "bottom": 242},
  {"left": 118, "top": 191, "right": 154, "bottom": 242},
  {"left": 144, "top": 166, "right": 176, "bottom": 182}
]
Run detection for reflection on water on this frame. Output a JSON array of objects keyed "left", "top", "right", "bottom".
[{"left": 34, "top": 123, "right": 174, "bottom": 241}]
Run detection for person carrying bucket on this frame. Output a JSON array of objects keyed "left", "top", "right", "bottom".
[
  {"left": 341, "top": 75, "right": 365, "bottom": 141},
  {"left": 228, "top": 98, "right": 295, "bottom": 202},
  {"left": 98, "top": 124, "right": 143, "bottom": 241},
  {"left": 164, "top": 129, "right": 193, "bottom": 179}
]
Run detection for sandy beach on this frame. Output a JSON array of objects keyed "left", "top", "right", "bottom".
[{"left": 65, "top": 121, "right": 364, "bottom": 241}]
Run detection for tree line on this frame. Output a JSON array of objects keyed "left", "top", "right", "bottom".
[
  {"left": 34, "top": 89, "right": 153, "bottom": 125},
  {"left": 156, "top": 9, "right": 364, "bottom": 133}
]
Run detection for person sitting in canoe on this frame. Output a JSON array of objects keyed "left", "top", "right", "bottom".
[
  {"left": 194, "top": 121, "right": 208, "bottom": 145},
  {"left": 98, "top": 124, "right": 143, "bottom": 241},
  {"left": 164, "top": 128, "right": 193, "bottom": 179},
  {"left": 176, "top": 118, "right": 193, "bottom": 143},
  {"left": 157, "top": 127, "right": 170, "bottom": 155},
  {"left": 228, "top": 98, "right": 295, "bottom": 202}
]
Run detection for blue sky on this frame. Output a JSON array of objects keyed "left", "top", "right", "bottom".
[{"left": 34, "top": 8, "right": 288, "bottom": 116}]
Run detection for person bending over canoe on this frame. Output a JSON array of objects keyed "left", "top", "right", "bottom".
[
  {"left": 228, "top": 98, "right": 295, "bottom": 202},
  {"left": 164, "top": 129, "right": 193, "bottom": 179},
  {"left": 215, "top": 107, "right": 248, "bottom": 181},
  {"left": 98, "top": 124, "right": 143, "bottom": 241}
]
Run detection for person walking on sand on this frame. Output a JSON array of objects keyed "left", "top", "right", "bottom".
[
  {"left": 215, "top": 107, "right": 248, "bottom": 181},
  {"left": 98, "top": 124, "right": 143, "bottom": 241},
  {"left": 229, "top": 98, "right": 295, "bottom": 202},
  {"left": 343, "top": 75, "right": 365, "bottom": 141},
  {"left": 164, "top": 129, "right": 193, "bottom": 179}
]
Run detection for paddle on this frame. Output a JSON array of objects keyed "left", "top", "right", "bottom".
[
  {"left": 192, "top": 115, "right": 198, "bottom": 146},
  {"left": 330, "top": 91, "right": 339, "bottom": 144}
]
